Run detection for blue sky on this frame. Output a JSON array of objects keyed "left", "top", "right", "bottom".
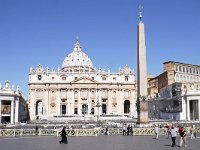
[{"left": 0, "top": 0, "right": 200, "bottom": 98}]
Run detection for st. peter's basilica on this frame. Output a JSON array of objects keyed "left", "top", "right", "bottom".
[{"left": 28, "top": 40, "right": 137, "bottom": 120}]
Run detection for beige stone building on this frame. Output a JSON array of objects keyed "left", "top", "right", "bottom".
[
  {"left": 0, "top": 81, "right": 27, "bottom": 124},
  {"left": 28, "top": 41, "right": 137, "bottom": 121},
  {"left": 149, "top": 61, "right": 200, "bottom": 121},
  {"left": 147, "top": 75, "right": 158, "bottom": 98}
]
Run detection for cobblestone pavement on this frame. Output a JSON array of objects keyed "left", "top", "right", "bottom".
[{"left": 0, "top": 135, "right": 200, "bottom": 150}]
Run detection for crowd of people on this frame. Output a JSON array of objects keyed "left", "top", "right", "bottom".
[{"left": 154, "top": 124, "right": 197, "bottom": 148}]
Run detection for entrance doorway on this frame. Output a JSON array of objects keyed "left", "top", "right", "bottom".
[
  {"left": 190, "top": 100, "right": 199, "bottom": 120},
  {"left": 102, "top": 104, "right": 106, "bottom": 114},
  {"left": 124, "top": 100, "right": 130, "bottom": 114},
  {"left": 82, "top": 104, "right": 88, "bottom": 114},
  {"left": 36, "top": 100, "right": 43, "bottom": 118}
]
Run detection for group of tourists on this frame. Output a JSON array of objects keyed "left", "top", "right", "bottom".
[
  {"left": 123, "top": 124, "right": 133, "bottom": 136},
  {"left": 154, "top": 124, "right": 197, "bottom": 148}
]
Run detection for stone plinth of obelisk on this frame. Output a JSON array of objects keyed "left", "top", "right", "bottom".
[
  {"left": 137, "top": 97, "right": 149, "bottom": 127},
  {"left": 136, "top": 5, "right": 150, "bottom": 127}
]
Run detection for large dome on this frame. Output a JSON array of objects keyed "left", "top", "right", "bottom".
[{"left": 62, "top": 41, "right": 94, "bottom": 72}]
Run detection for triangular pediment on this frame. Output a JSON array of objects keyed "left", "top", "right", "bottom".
[{"left": 71, "top": 76, "right": 98, "bottom": 84}]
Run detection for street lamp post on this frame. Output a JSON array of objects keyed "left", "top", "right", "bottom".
[{"left": 95, "top": 96, "right": 101, "bottom": 123}]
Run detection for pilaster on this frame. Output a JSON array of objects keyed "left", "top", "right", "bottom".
[
  {"left": 88, "top": 89, "right": 91, "bottom": 114},
  {"left": 78, "top": 89, "right": 81, "bottom": 115},
  {"left": 11, "top": 100, "right": 14, "bottom": 124},
  {"left": 71, "top": 89, "right": 74, "bottom": 115},
  {"left": 198, "top": 99, "right": 200, "bottom": 121},
  {"left": 0, "top": 100, "right": 2, "bottom": 123},
  {"left": 14, "top": 98, "right": 19, "bottom": 123},
  {"left": 107, "top": 89, "right": 112, "bottom": 115},
  {"left": 186, "top": 99, "right": 190, "bottom": 121}
]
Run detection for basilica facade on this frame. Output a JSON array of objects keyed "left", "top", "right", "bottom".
[{"left": 28, "top": 41, "right": 137, "bottom": 120}]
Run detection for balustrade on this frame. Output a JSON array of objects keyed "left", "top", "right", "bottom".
[{"left": 0, "top": 127, "right": 199, "bottom": 137}]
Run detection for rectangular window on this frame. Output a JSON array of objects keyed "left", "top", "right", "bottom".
[
  {"left": 75, "top": 77, "right": 78, "bottom": 80},
  {"left": 61, "top": 105, "right": 66, "bottom": 115},
  {"left": 125, "top": 76, "right": 129, "bottom": 81},
  {"left": 183, "top": 67, "right": 185, "bottom": 72},
  {"left": 186, "top": 67, "right": 189, "bottom": 73},
  {"left": 193, "top": 68, "right": 195, "bottom": 74},
  {"left": 102, "top": 77, "right": 106, "bottom": 80},
  {"left": 74, "top": 108, "right": 78, "bottom": 114},
  {"left": 62, "top": 77, "right": 66, "bottom": 80},
  {"left": 92, "top": 77, "right": 94, "bottom": 80},
  {"left": 38, "top": 75, "right": 42, "bottom": 80},
  {"left": 113, "top": 77, "right": 116, "bottom": 81}
]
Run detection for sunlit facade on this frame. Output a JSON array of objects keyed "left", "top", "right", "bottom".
[{"left": 28, "top": 41, "right": 137, "bottom": 120}]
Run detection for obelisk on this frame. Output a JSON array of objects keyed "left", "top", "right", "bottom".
[{"left": 137, "top": 5, "right": 149, "bottom": 125}]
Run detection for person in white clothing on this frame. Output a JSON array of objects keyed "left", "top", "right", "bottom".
[
  {"left": 170, "top": 125, "right": 178, "bottom": 147},
  {"left": 154, "top": 125, "right": 160, "bottom": 139}
]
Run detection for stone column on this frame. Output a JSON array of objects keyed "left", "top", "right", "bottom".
[
  {"left": 186, "top": 99, "right": 190, "bottom": 121},
  {"left": 67, "top": 90, "right": 70, "bottom": 115},
  {"left": 57, "top": 89, "right": 61, "bottom": 116},
  {"left": 29, "top": 90, "right": 36, "bottom": 120},
  {"left": 116, "top": 90, "right": 120, "bottom": 115},
  {"left": 14, "top": 99, "right": 19, "bottom": 123},
  {"left": 120, "top": 89, "right": 124, "bottom": 116},
  {"left": 78, "top": 89, "right": 81, "bottom": 115},
  {"left": 198, "top": 99, "right": 200, "bottom": 121},
  {"left": 45, "top": 89, "right": 49, "bottom": 118},
  {"left": 11, "top": 100, "right": 14, "bottom": 124},
  {"left": 98, "top": 89, "right": 102, "bottom": 115},
  {"left": 71, "top": 89, "right": 74, "bottom": 115},
  {"left": 107, "top": 89, "right": 112, "bottom": 115},
  {"left": 117, "top": 89, "right": 123, "bottom": 116},
  {"left": 88, "top": 89, "right": 91, "bottom": 114},
  {"left": 130, "top": 90, "right": 136, "bottom": 117},
  {"left": 95, "top": 89, "right": 98, "bottom": 116},
  {"left": 0, "top": 100, "right": 2, "bottom": 123}
]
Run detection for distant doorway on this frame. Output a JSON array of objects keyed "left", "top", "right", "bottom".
[
  {"left": 35, "top": 100, "right": 43, "bottom": 118},
  {"left": 124, "top": 100, "right": 130, "bottom": 114},
  {"left": 82, "top": 104, "right": 88, "bottom": 115},
  {"left": 190, "top": 100, "right": 199, "bottom": 120},
  {"left": 102, "top": 104, "right": 107, "bottom": 114}
]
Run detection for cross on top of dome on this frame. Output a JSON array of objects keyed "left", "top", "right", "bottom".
[{"left": 73, "top": 40, "right": 82, "bottom": 52}]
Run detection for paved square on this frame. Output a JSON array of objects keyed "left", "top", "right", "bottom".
[{"left": 0, "top": 135, "right": 199, "bottom": 150}]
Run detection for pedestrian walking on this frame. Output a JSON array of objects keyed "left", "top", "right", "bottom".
[
  {"left": 127, "top": 125, "right": 130, "bottom": 136},
  {"left": 179, "top": 127, "right": 187, "bottom": 147},
  {"left": 35, "top": 125, "right": 39, "bottom": 136},
  {"left": 154, "top": 125, "right": 160, "bottom": 139},
  {"left": 165, "top": 125, "right": 171, "bottom": 139},
  {"left": 105, "top": 126, "right": 109, "bottom": 135},
  {"left": 123, "top": 125, "right": 127, "bottom": 136},
  {"left": 170, "top": 125, "right": 178, "bottom": 147},
  {"left": 190, "top": 125, "right": 196, "bottom": 139},
  {"left": 59, "top": 127, "right": 68, "bottom": 144},
  {"left": 130, "top": 126, "right": 133, "bottom": 135}
]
